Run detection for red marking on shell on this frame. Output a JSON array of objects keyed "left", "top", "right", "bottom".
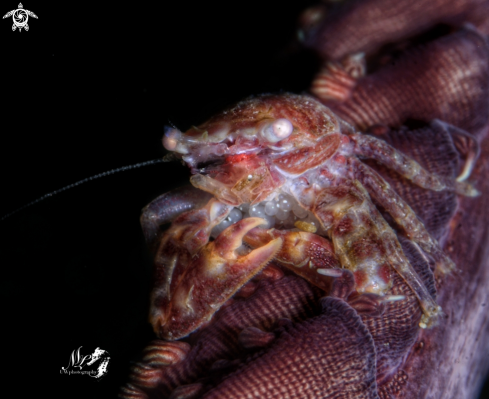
[
  {"left": 352, "top": 237, "right": 377, "bottom": 259},
  {"left": 354, "top": 269, "right": 368, "bottom": 288},
  {"left": 320, "top": 168, "right": 334, "bottom": 179},
  {"left": 379, "top": 263, "right": 391, "bottom": 285},
  {"left": 225, "top": 153, "right": 255, "bottom": 165},
  {"left": 334, "top": 216, "right": 354, "bottom": 236},
  {"left": 334, "top": 154, "right": 347, "bottom": 164},
  {"left": 361, "top": 213, "right": 375, "bottom": 229}
]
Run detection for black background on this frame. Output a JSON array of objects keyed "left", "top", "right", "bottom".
[
  {"left": 1, "top": 1, "right": 487, "bottom": 398},
  {"left": 1, "top": 1, "right": 317, "bottom": 398}
]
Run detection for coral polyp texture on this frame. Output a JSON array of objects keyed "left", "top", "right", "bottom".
[{"left": 120, "top": 1, "right": 489, "bottom": 398}]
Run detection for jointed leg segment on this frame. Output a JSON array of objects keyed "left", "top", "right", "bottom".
[
  {"left": 312, "top": 180, "right": 441, "bottom": 327},
  {"left": 350, "top": 132, "right": 478, "bottom": 196},
  {"left": 351, "top": 157, "right": 456, "bottom": 274}
]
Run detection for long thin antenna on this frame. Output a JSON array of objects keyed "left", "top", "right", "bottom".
[{"left": 1, "top": 158, "right": 170, "bottom": 222}]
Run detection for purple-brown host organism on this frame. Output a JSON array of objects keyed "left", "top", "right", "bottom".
[{"left": 120, "top": 1, "right": 489, "bottom": 398}]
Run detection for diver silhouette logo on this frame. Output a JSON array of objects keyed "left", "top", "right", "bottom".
[
  {"left": 60, "top": 346, "right": 110, "bottom": 379},
  {"left": 3, "top": 3, "right": 38, "bottom": 32}
]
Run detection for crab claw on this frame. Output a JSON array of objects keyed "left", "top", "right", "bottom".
[
  {"left": 157, "top": 217, "right": 282, "bottom": 340},
  {"left": 243, "top": 228, "right": 340, "bottom": 292}
]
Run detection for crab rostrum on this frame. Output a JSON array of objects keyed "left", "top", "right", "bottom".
[{"left": 141, "top": 93, "right": 477, "bottom": 341}]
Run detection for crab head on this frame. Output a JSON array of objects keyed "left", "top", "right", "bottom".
[{"left": 163, "top": 94, "right": 344, "bottom": 206}]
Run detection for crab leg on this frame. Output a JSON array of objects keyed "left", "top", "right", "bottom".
[
  {"left": 350, "top": 132, "right": 478, "bottom": 196},
  {"left": 244, "top": 224, "right": 407, "bottom": 318},
  {"left": 312, "top": 180, "right": 441, "bottom": 327},
  {"left": 351, "top": 157, "right": 456, "bottom": 274}
]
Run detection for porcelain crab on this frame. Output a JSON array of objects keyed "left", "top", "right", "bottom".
[{"left": 141, "top": 93, "right": 477, "bottom": 340}]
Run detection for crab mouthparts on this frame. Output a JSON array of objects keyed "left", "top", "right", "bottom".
[{"left": 193, "top": 157, "right": 226, "bottom": 174}]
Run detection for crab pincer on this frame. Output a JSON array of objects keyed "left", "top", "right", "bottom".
[
  {"left": 243, "top": 227, "right": 340, "bottom": 292},
  {"left": 157, "top": 217, "right": 282, "bottom": 340}
]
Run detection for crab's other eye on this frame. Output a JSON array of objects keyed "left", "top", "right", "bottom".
[
  {"left": 260, "top": 118, "right": 294, "bottom": 143},
  {"left": 163, "top": 127, "right": 188, "bottom": 154}
]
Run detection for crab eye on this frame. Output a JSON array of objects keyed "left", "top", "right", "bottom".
[
  {"left": 261, "top": 118, "right": 294, "bottom": 143},
  {"left": 163, "top": 127, "right": 188, "bottom": 154}
]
